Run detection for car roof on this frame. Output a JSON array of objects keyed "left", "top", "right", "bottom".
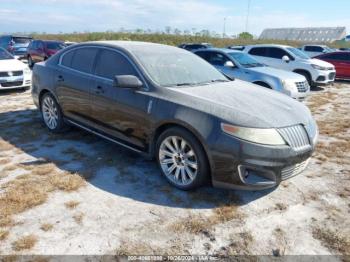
[
  {"left": 195, "top": 48, "right": 243, "bottom": 54},
  {"left": 246, "top": 44, "right": 292, "bottom": 49},
  {"left": 69, "top": 41, "right": 190, "bottom": 55}
]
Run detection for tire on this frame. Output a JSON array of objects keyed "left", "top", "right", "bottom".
[
  {"left": 296, "top": 71, "right": 313, "bottom": 87},
  {"left": 156, "top": 127, "right": 209, "bottom": 190},
  {"left": 40, "top": 93, "right": 67, "bottom": 133},
  {"left": 28, "top": 56, "right": 34, "bottom": 68}
]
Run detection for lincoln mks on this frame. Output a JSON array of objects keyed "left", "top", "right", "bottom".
[{"left": 31, "top": 41, "right": 318, "bottom": 190}]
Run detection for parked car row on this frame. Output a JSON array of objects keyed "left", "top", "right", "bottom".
[{"left": 0, "top": 35, "right": 70, "bottom": 67}]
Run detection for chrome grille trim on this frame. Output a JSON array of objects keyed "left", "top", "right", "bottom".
[
  {"left": 281, "top": 158, "right": 310, "bottom": 180},
  {"left": 295, "top": 81, "right": 309, "bottom": 93},
  {"left": 278, "top": 125, "right": 311, "bottom": 152}
]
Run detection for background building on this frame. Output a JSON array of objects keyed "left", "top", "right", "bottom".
[{"left": 259, "top": 27, "right": 346, "bottom": 43}]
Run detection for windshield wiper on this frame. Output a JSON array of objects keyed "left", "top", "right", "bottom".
[{"left": 210, "top": 79, "right": 229, "bottom": 83}]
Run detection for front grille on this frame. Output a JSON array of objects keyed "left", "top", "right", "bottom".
[
  {"left": 278, "top": 125, "right": 311, "bottom": 152},
  {"left": 0, "top": 81, "right": 23, "bottom": 87},
  {"left": 295, "top": 81, "right": 309, "bottom": 93},
  {"left": 281, "top": 158, "right": 310, "bottom": 180},
  {"left": 0, "top": 71, "right": 23, "bottom": 77},
  {"left": 329, "top": 72, "right": 336, "bottom": 80}
]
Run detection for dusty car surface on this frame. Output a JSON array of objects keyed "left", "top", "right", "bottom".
[{"left": 31, "top": 41, "right": 318, "bottom": 191}]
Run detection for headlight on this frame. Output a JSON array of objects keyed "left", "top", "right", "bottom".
[
  {"left": 23, "top": 67, "right": 31, "bottom": 75},
  {"left": 221, "top": 123, "right": 286, "bottom": 145},
  {"left": 281, "top": 80, "right": 296, "bottom": 91},
  {"left": 311, "top": 64, "right": 327, "bottom": 70}
]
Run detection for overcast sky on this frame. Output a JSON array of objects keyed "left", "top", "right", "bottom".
[{"left": 0, "top": 0, "right": 349, "bottom": 35}]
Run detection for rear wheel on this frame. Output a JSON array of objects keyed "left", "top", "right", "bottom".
[
  {"left": 156, "top": 127, "right": 209, "bottom": 190},
  {"left": 40, "top": 93, "right": 67, "bottom": 133}
]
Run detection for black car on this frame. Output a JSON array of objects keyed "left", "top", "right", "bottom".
[
  {"left": 178, "top": 43, "right": 213, "bottom": 52},
  {"left": 32, "top": 41, "right": 318, "bottom": 191},
  {"left": 0, "top": 35, "right": 32, "bottom": 59}
]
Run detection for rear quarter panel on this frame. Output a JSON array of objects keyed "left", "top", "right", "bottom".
[{"left": 31, "top": 62, "right": 55, "bottom": 108}]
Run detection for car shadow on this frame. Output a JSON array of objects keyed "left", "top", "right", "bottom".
[
  {"left": 0, "top": 108, "right": 275, "bottom": 209},
  {"left": 310, "top": 85, "right": 325, "bottom": 91}
]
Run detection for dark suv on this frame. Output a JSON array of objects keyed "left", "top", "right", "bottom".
[
  {"left": 27, "top": 40, "right": 66, "bottom": 67},
  {"left": 0, "top": 35, "right": 32, "bottom": 60}
]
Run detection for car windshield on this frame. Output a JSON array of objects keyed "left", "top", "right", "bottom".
[
  {"left": 46, "top": 42, "right": 66, "bottom": 50},
  {"left": 287, "top": 47, "right": 310, "bottom": 59},
  {"left": 228, "top": 52, "right": 264, "bottom": 68},
  {"left": 132, "top": 47, "right": 229, "bottom": 87},
  {"left": 0, "top": 48, "right": 14, "bottom": 60},
  {"left": 13, "top": 37, "right": 32, "bottom": 44}
]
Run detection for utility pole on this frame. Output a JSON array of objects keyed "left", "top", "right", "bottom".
[
  {"left": 245, "top": 0, "right": 251, "bottom": 33},
  {"left": 223, "top": 17, "right": 227, "bottom": 38}
]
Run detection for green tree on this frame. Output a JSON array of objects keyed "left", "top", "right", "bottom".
[{"left": 238, "top": 32, "right": 253, "bottom": 40}]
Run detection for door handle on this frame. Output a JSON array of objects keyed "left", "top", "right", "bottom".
[
  {"left": 57, "top": 75, "right": 64, "bottom": 82},
  {"left": 95, "top": 86, "right": 105, "bottom": 94}
]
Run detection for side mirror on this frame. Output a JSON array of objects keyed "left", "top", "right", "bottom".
[
  {"left": 282, "top": 55, "right": 290, "bottom": 63},
  {"left": 114, "top": 75, "right": 143, "bottom": 89},
  {"left": 224, "top": 61, "right": 235, "bottom": 68}
]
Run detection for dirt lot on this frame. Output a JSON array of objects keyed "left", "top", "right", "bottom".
[{"left": 0, "top": 83, "right": 349, "bottom": 256}]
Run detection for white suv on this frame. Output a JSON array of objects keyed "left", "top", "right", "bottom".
[{"left": 244, "top": 44, "right": 336, "bottom": 86}]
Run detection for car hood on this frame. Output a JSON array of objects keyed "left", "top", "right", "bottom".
[
  {"left": 248, "top": 66, "right": 306, "bottom": 81},
  {"left": 0, "top": 59, "right": 27, "bottom": 72},
  {"left": 298, "top": 58, "right": 334, "bottom": 68},
  {"left": 157, "top": 79, "right": 313, "bottom": 128}
]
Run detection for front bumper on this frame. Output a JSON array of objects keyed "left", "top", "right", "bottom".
[
  {"left": 313, "top": 70, "right": 336, "bottom": 85},
  {"left": 210, "top": 126, "right": 317, "bottom": 190},
  {"left": 0, "top": 76, "right": 31, "bottom": 91}
]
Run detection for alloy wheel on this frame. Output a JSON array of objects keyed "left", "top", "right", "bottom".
[
  {"left": 159, "top": 136, "right": 198, "bottom": 186},
  {"left": 42, "top": 96, "right": 59, "bottom": 130}
]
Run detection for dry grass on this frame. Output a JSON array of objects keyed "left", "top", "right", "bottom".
[
  {"left": 73, "top": 212, "right": 84, "bottom": 224},
  {"left": 312, "top": 227, "right": 350, "bottom": 254},
  {"left": 170, "top": 205, "right": 242, "bottom": 234},
  {"left": 0, "top": 165, "right": 85, "bottom": 233},
  {"left": 0, "top": 158, "right": 11, "bottom": 165},
  {"left": 217, "top": 231, "right": 254, "bottom": 256},
  {"left": 64, "top": 200, "right": 80, "bottom": 209},
  {"left": 0, "top": 140, "right": 13, "bottom": 151},
  {"left": 40, "top": 223, "right": 54, "bottom": 232},
  {"left": 12, "top": 235, "right": 38, "bottom": 251},
  {"left": 0, "top": 229, "right": 9, "bottom": 240}
]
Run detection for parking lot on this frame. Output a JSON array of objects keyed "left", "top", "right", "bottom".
[{"left": 0, "top": 81, "right": 349, "bottom": 256}]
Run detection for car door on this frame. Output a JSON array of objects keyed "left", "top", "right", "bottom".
[
  {"left": 55, "top": 47, "right": 98, "bottom": 125},
  {"left": 36, "top": 41, "right": 46, "bottom": 62},
  {"left": 326, "top": 53, "right": 350, "bottom": 78},
  {"left": 90, "top": 48, "right": 153, "bottom": 150}
]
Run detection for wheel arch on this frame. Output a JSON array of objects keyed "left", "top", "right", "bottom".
[
  {"left": 293, "top": 69, "right": 312, "bottom": 79},
  {"left": 150, "top": 121, "right": 214, "bottom": 179},
  {"left": 253, "top": 81, "right": 272, "bottom": 89}
]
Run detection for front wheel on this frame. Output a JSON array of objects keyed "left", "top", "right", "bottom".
[
  {"left": 28, "top": 56, "right": 34, "bottom": 68},
  {"left": 41, "top": 93, "right": 67, "bottom": 133},
  {"left": 156, "top": 127, "right": 209, "bottom": 190}
]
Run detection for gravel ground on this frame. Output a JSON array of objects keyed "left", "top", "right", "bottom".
[{"left": 0, "top": 83, "right": 349, "bottom": 257}]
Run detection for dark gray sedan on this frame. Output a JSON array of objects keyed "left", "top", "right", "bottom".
[{"left": 31, "top": 41, "right": 318, "bottom": 191}]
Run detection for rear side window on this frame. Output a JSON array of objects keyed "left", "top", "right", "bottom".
[
  {"left": 322, "top": 53, "right": 350, "bottom": 61},
  {"left": 195, "top": 51, "right": 210, "bottom": 61},
  {"left": 69, "top": 48, "right": 98, "bottom": 74},
  {"left": 249, "top": 47, "right": 267, "bottom": 57},
  {"left": 305, "top": 46, "right": 323, "bottom": 52},
  {"left": 94, "top": 49, "right": 137, "bottom": 79},
  {"left": 266, "top": 47, "right": 291, "bottom": 59},
  {"left": 61, "top": 50, "right": 75, "bottom": 67}
]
